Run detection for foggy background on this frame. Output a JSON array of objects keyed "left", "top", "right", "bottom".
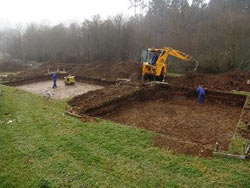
[{"left": 1, "top": 0, "right": 250, "bottom": 73}]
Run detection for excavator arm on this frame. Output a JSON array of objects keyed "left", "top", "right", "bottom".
[
  {"left": 164, "top": 47, "right": 192, "bottom": 61},
  {"left": 162, "top": 47, "right": 199, "bottom": 72}
]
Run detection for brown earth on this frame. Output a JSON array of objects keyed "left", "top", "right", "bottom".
[
  {"left": 0, "top": 60, "right": 30, "bottom": 72},
  {"left": 68, "top": 84, "right": 244, "bottom": 156},
  {"left": 44, "top": 62, "right": 250, "bottom": 93},
  {"left": 3, "top": 60, "right": 250, "bottom": 93},
  {"left": 2, "top": 61, "right": 142, "bottom": 85},
  {"left": 70, "top": 61, "right": 142, "bottom": 82},
  {"left": 40, "top": 61, "right": 142, "bottom": 82},
  {"left": 168, "top": 69, "right": 250, "bottom": 92},
  {"left": 68, "top": 84, "right": 141, "bottom": 115},
  {"left": 2, "top": 68, "right": 49, "bottom": 83},
  {"left": 101, "top": 97, "right": 242, "bottom": 157},
  {"left": 70, "top": 62, "right": 250, "bottom": 92}
]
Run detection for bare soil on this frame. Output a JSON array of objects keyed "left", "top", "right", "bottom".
[
  {"left": 16, "top": 80, "right": 103, "bottom": 100},
  {"left": 101, "top": 97, "right": 242, "bottom": 156},
  {"left": 4, "top": 60, "right": 250, "bottom": 93},
  {"left": 68, "top": 84, "right": 141, "bottom": 114},
  {"left": 168, "top": 69, "right": 250, "bottom": 92},
  {"left": 0, "top": 60, "right": 29, "bottom": 72},
  {"left": 68, "top": 84, "right": 244, "bottom": 156},
  {"left": 70, "top": 61, "right": 142, "bottom": 82}
]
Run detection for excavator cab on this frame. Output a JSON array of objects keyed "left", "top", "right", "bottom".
[
  {"left": 141, "top": 49, "right": 162, "bottom": 65},
  {"left": 141, "top": 48, "right": 166, "bottom": 82}
]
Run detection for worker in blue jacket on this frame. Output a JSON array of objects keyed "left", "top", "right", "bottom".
[
  {"left": 52, "top": 72, "right": 57, "bottom": 89},
  {"left": 151, "top": 55, "right": 159, "bottom": 65},
  {"left": 197, "top": 85, "right": 205, "bottom": 104}
]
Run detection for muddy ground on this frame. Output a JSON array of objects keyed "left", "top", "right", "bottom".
[
  {"left": 16, "top": 80, "right": 103, "bottom": 100},
  {"left": 168, "top": 69, "right": 250, "bottom": 92},
  {"left": 3, "top": 60, "right": 250, "bottom": 92},
  {"left": 68, "top": 84, "right": 245, "bottom": 156},
  {"left": 0, "top": 60, "right": 30, "bottom": 72},
  {"left": 101, "top": 97, "right": 242, "bottom": 156},
  {"left": 3, "top": 60, "right": 249, "bottom": 156},
  {"left": 68, "top": 84, "right": 140, "bottom": 114},
  {"left": 70, "top": 61, "right": 142, "bottom": 82}
]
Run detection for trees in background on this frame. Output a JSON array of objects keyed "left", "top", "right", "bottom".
[{"left": 0, "top": 0, "right": 250, "bottom": 73}]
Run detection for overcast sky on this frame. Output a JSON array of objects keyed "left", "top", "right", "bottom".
[
  {"left": 0, "top": 0, "right": 207, "bottom": 29},
  {"left": 0, "top": 0, "right": 134, "bottom": 28}
]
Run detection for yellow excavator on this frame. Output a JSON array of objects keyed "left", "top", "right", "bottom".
[{"left": 141, "top": 47, "right": 199, "bottom": 82}]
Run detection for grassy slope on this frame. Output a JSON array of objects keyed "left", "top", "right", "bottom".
[
  {"left": 229, "top": 91, "right": 250, "bottom": 154},
  {"left": 0, "top": 85, "right": 249, "bottom": 188}
]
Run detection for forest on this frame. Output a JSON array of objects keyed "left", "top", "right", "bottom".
[{"left": 1, "top": 0, "right": 250, "bottom": 73}]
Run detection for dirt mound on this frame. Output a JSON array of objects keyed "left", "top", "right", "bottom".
[
  {"left": 2, "top": 68, "right": 48, "bottom": 83},
  {"left": 0, "top": 60, "right": 29, "bottom": 72},
  {"left": 110, "top": 62, "right": 141, "bottom": 81},
  {"left": 70, "top": 61, "right": 141, "bottom": 82},
  {"left": 2, "top": 61, "right": 141, "bottom": 85},
  {"left": 169, "top": 69, "right": 250, "bottom": 91}
]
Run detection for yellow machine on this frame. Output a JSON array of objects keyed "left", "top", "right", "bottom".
[
  {"left": 64, "top": 75, "right": 76, "bottom": 85},
  {"left": 141, "top": 47, "right": 199, "bottom": 82}
]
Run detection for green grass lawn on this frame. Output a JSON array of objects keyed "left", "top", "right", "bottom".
[{"left": 0, "top": 85, "right": 250, "bottom": 188}]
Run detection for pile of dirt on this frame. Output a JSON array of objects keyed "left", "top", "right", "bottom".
[
  {"left": 70, "top": 61, "right": 141, "bottom": 82},
  {"left": 169, "top": 69, "right": 250, "bottom": 92},
  {"left": 2, "top": 68, "right": 48, "bottom": 83},
  {"left": 2, "top": 60, "right": 140, "bottom": 85},
  {"left": 110, "top": 62, "right": 141, "bottom": 81},
  {"left": 0, "top": 60, "right": 29, "bottom": 72}
]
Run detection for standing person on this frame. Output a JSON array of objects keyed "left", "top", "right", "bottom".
[
  {"left": 197, "top": 85, "right": 205, "bottom": 104},
  {"left": 52, "top": 72, "right": 57, "bottom": 89}
]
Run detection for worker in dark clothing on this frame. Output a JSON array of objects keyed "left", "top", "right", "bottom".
[
  {"left": 52, "top": 72, "right": 57, "bottom": 89},
  {"left": 151, "top": 55, "right": 159, "bottom": 65},
  {"left": 197, "top": 85, "right": 205, "bottom": 104}
]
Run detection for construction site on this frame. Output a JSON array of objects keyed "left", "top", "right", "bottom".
[
  {"left": 1, "top": 59, "right": 250, "bottom": 159},
  {"left": 1, "top": 0, "right": 250, "bottom": 187}
]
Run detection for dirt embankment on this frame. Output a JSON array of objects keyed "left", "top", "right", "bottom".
[
  {"left": 168, "top": 70, "right": 250, "bottom": 92},
  {"left": 68, "top": 62, "right": 250, "bottom": 92},
  {"left": 2, "top": 68, "right": 49, "bottom": 84},
  {"left": 1, "top": 61, "right": 140, "bottom": 85},
  {"left": 70, "top": 61, "right": 142, "bottom": 82},
  {"left": 68, "top": 84, "right": 244, "bottom": 157},
  {"left": 0, "top": 60, "right": 30, "bottom": 72},
  {"left": 68, "top": 84, "right": 141, "bottom": 115},
  {"left": 3, "top": 59, "right": 250, "bottom": 93}
]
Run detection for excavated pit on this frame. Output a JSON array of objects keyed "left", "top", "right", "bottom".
[{"left": 77, "top": 85, "right": 246, "bottom": 157}]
